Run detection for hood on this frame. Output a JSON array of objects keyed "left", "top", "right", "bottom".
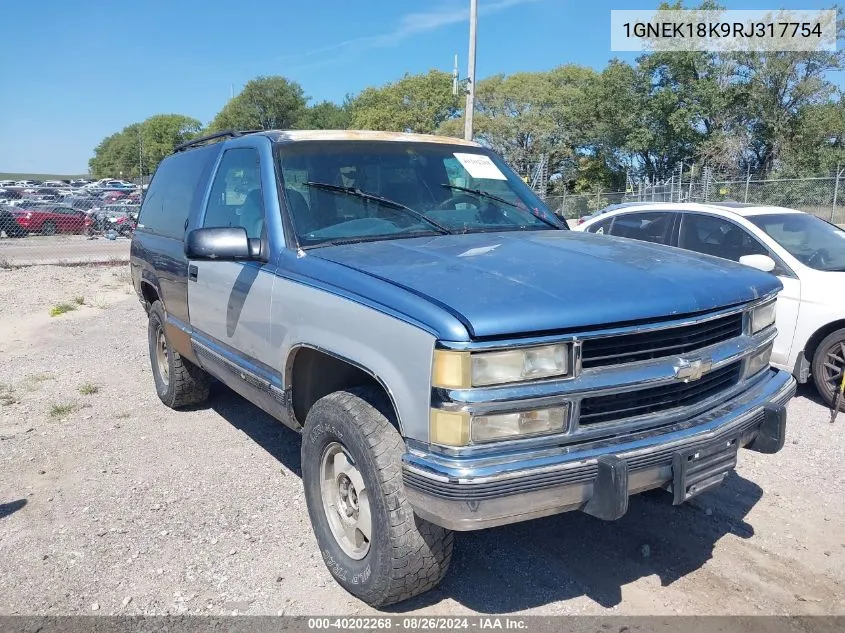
[{"left": 310, "top": 231, "right": 782, "bottom": 339}]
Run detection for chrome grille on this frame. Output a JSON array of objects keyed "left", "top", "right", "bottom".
[
  {"left": 579, "top": 361, "right": 742, "bottom": 426},
  {"left": 580, "top": 312, "right": 743, "bottom": 369}
]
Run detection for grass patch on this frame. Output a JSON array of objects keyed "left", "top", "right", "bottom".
[
  {"left": 0, "top": 384, "right": 19, "bottom": 406},
  {"left": 115, "top": 412, "right": 131, "bottom": 419},
  {"left": 73, "top": 295, "right": 85, "bottom": 305},
  {"left": 23, "top": 372, "right": 56, "bottom": 392},
  {"left": 0, "top": 257, "right": 13, "bottom": 270},
  {"left": 49, "top": 402, "right": 78, "bottom": 419},
  {"left": 78, "top": 382, "right": 99, "bottom": 395},
  {"left": 49, "top": 302, "right": 77, "bottom": 317}
]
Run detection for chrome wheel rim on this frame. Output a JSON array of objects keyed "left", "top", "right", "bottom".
[
  {"left": 155, "top": 330, "right": 169, "bottom": 387},
  {"left": 319, "top": 442, "right": 371, "bottom": 560}
]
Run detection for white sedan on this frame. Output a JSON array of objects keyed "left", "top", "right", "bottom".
[{"left": 576, "top": 202, "right": 845, "bottom": 409}]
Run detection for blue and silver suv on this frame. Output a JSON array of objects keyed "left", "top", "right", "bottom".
[{"left": 130, "top": 129, "right": 795, "bottom": 607}]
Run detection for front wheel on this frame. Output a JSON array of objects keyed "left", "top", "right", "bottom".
[
  {"left": 811, "top": 328, "right": 845, "bottom": 411},
  {"left": 301, "top": 387, "right": 453, "bottom": 607}
]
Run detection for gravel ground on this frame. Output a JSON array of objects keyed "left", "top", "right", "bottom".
[{"left": 0, "top": 264, "right": 843, "bottom": 616}]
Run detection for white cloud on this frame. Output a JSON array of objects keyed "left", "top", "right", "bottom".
[{"left": 271, "top": 0, "right": 545, "bottom": 70}]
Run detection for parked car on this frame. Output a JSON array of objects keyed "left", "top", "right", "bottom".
[
  {"left": 10, "top": 204, "right": 88, "bottom": 235},
  {"left": 14, "top": 179, "right": 40, "bottom": 187},
  {"left": 65, "top": 197, "right": 100, "bottom": 212},
  {"left": 576, "top": 201, "right": 845, "bottom": 409},
  {"left": 131, "top": 130, "right": 794, "bottom": 607},
  {"left": 0, "top": 188, "right": 23, "bottom": 201},
  {"left": 0, "top": 204, "right": 28, "bottom": 237}
]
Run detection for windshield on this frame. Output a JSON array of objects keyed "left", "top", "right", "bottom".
[
  {"left": 275, "top": 140, "right": 563, "bottom": 247},
  {"left": 749, "top": 213, "right": 845, "bottom": 272}
]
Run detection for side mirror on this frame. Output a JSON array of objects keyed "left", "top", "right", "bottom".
[
  {"left": 739, "top": 254, "right": 776, "bottom": 273},
  {"left": 185, "top": 227, "right": 252, "bottom": 260}
]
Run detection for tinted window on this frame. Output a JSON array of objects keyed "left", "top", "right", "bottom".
[
  {"left": 203, "top": 148, "right": 264, "bottom": 240},
  {"left": 587, "top": 216, "right": 614, "bottom": 235},
  {"left": 679, "top": 213, "right": 768, "bottom": 262},
  {"left": 608, "top": 212, "right": 674, "bottom": 245},
  {"left": 138, "top": 146, "right": 215, "bottom": 239}
]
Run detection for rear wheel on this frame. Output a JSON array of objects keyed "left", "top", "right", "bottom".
[
  {"left": 41, "top": 220, "right": 56, "bottom": 236},
  {"left": 811, "top": 328, "right": 845, "bottom": 411},
  {"left": 147, "top": 300, "right": 210, "bottom": 408},
  {"left": 301, "top": 387, "right": 453, "bottom": 607}
]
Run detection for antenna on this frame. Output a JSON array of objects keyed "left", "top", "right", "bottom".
[{"left": 452, "top": 54, "right": 459, "bottom": 97}]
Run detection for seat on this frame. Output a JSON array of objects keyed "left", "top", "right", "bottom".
[{"left": 238, "top": 189, "right": 264, "bottom": 239}]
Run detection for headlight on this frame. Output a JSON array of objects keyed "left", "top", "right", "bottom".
[
  {"left": 750, "top": 300, "right": 777, "bottom": 334},
  {"left": 745, "top": 342, "right": 773, "bottom": 379},
  {"left": 430, "top": 405, "right": 569, "bottom": 446},
  {"left": 432, "top": 344, "right": 571, "bottom": 389}
]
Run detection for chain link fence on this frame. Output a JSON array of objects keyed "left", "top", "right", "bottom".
[
  {"left": 547, "top": 171, "right": 845, "bottom": 225},
  {"left": 2, "top": 170, "right": 844, "bottom": 267}
]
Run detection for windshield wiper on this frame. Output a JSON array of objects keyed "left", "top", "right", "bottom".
[
  {"left": 440, "top": 183, "right": 519, "bottom": 208},
  {"left": 304, "top": 181, "right": 451, "bottom": 235},
  {"left": 439, "top": 183, "right": 560, "bottom": 229}
]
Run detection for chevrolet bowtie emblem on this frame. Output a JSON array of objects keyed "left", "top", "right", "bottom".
[{"left": 674, "top": 357, "right": 713, "bottom": 382}]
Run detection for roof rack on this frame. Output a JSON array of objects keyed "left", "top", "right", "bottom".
[{"left": 173, "top": 129, "right": 263, "bottom": 153}]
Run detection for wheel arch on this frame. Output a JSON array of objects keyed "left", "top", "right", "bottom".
[
  {"left": 804, "top": 319, "right": 845, "bottom": 364},
  {"left": 284, "top": 344, "right": 403, "bottom": 434}
]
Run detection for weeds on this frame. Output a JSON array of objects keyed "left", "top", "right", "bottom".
[
  {"left": 49, "top": 302, "right": 77, "bottom": 317},
  {"left": 24, "top": 372, "right": 56, "bottom": 392},
  {"left": 115, "top": 412, "right": 131, "bottom": 419},
  {"left": 0, "top": 384, "right": 19, "bottom": 406},
  {"left": 0, "top": 256, "right": 13, "bottom": 270},
  {"left": 73, "top": 295, "right": 85, "bottom": 305},
  {"left": 49, "top": 402, "right": 78, "bottom": 419},
  {"left": 78, "top": 382, "right": 99, "bottom": 395}
]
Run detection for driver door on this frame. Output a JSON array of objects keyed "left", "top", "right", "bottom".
[{"left": 187, "top": 147, "right": 276, "bottom": 367}]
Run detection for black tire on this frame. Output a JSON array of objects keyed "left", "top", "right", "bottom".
[
  {"left": 812, "top": 328, "right": 845, "bottom": 411},
  {"left": 301, "top": 387, "right": 453, "bottom": 607},
  {"left": 147, "top": 300, "right": 210, "bottom": 408},
  {"left": 41, "top": 220, "right": 56, "bottom": 236}
]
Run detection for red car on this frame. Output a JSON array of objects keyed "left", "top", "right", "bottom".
[{"left": 10, "top": 205, "right": 89, "bottom": 235}]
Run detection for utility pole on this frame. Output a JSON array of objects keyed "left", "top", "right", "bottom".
[
  {"left": 138, "top": 125, "right": 143, "bottom": 182},
  {"left": 464, "top": 0, "right": 478, "bottom": 141}
]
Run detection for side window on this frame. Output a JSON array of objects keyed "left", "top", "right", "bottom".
[
  {"left": 587, "top": 216, "right": 614, "bottom": 235},
  {"left": 138, "top": 146, "right": 213, "bottom": 239},
  {"left": 678, "top": 214, "right": 768, "bottom": 262},
  {"left": 607, "top": 212, "right": 674, "bottom": 245},
  {"left": 203, "top": 148, "right": 264, "bottom": 240}
]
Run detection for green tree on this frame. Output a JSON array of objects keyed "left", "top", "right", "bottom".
[
  {"left": 210, "top": 76, "right": 307, "bottom": 131},
  {"left": 89, "top": 123, "right": 143, "bottom": 178},
  {"left": 297, "top": 100, "right": 351, "bottom": 129},
  {"left": 140, "top": 114, "right": 202, "bottom": 175},
  {"left": 348, "top": 70, "right": 460, "bottom": 134}
]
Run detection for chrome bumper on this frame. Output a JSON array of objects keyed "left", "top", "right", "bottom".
[{"left": 403, "top": 369, "right": 796, "bottom": 531}]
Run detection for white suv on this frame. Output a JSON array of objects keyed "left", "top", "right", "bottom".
[{"left": 576, "top": 202, "right": 845, "bottom": 409}]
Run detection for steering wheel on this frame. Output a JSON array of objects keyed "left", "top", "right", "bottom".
[
  {"left": 440, "top": 194, "right": 482, "bottom": 209},
  {"left": 807, "top": 248, "right": 831, "bottom": 268}
]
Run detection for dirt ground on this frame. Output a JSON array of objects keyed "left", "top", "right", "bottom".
[{"left": 0, "top": 264, "right": 843, "bottom": 616}]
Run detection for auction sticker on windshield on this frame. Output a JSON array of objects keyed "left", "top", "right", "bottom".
[{"left": 454, "top": 153, "right": 508, "bottom": 180}]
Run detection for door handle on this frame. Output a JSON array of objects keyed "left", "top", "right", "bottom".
[{"left": 188, "top": 265, "right": 198, "bottom": 282}]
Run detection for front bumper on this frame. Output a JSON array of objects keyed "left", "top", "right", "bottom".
[{"left": 403, "top": 369, "right": 795, "bottom": 531}]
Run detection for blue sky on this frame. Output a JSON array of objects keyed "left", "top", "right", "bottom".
[{"left": 0, "top": 0, "right": 841, "bottom": 174}]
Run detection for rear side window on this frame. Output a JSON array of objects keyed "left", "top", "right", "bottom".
[
  {"left": 608, "top": 212, "right": 674, "bottom": 245},
  {"left": 138, "top": 147, "right": 215, "bottom": 239}
]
